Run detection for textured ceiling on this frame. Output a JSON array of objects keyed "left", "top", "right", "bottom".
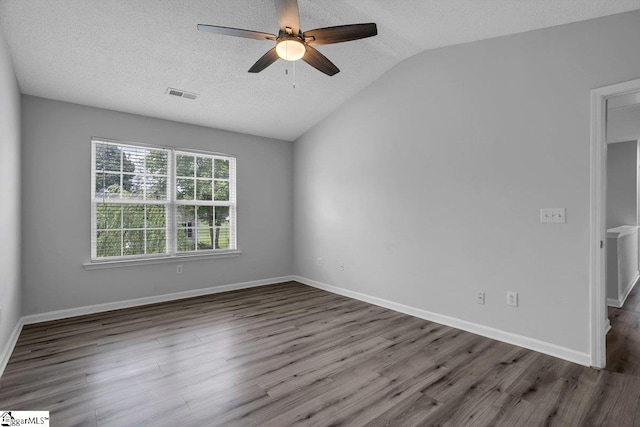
[{"left": 1, "top": 1, "right": 639, "bottom": 141}]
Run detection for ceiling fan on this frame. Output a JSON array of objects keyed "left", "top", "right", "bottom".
[{"left": 197, "top": 0, "right": 377, "bottom": 76}]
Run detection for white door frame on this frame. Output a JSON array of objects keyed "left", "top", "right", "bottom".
[{"left": 590, "top": 77, "right": 640, "bottom": 368}]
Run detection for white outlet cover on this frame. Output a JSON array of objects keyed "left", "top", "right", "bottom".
[
  {"left": 507, "top": 291, "right": 518, "bottom": 307},
  {"left": 540, "top": 208, "right": 566, "bottom": 223}
]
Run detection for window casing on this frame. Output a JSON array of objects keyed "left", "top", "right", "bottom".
[{"left": 91, "top": 138, "right": 236, "bottom": 261}]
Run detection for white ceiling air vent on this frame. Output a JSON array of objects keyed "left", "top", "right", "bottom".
[{"left": 167, "top": 87, "right": 199, "bottom": 100}]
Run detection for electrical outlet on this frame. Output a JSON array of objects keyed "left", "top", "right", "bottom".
[
  {"left": 176, "top": 264, "right": 183, "bottom": 275},
  {"left": 507, "top": 291, "right": 518, "bottom": 307},
  {"left": 338, "top": 262, "right": 344, "bottom": 271},
  {"left": 317, "top": 258, "right": 323, "bottom": 267},
  {"left": 477, "top": 292, "right": 485, "bottom": 305}
]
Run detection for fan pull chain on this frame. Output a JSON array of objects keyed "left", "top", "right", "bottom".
[{"left": 285, "top": 64, "right": 296, "bottom": 89}]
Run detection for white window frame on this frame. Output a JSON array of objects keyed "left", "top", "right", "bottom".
[
  {"left": 89, "top": 138, "right": 238, "bottom": 267},
  {"left": 173, "top": 149, "right": 237, "bottom": 255}
]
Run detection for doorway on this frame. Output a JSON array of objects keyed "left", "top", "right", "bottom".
[{"left": 590, "top": 78, "right": 640, "bottom": 368}]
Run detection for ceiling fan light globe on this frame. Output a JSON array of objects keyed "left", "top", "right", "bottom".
[{"left": 276, "top": 39, "right": 305, "bottom": 61}]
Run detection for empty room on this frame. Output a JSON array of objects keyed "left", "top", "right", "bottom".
[{"left": 2, "top": 1, "right": 640, "bottom": 425}]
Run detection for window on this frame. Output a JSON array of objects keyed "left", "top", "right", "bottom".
[
  {"left": 91, "top": 138, "right": 236, "bottom": 261},
  {"left": 174, "top": 150, "right": 236, "bottom": 253}
]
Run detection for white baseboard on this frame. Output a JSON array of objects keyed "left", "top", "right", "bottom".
[
  {"left": 3, "top": 274, "right": 592, "bottom": 379},
  {"left": 0, "top": 318, "right": 24, "bottom": 378},
  {"left": 2, "top": 276, "right": 295, "bottom": 379},
  {"left": 620, "top": 271, "right": 639, "bottom": 308},
  {"left": 607, "top": 271, "right": 639, "bottom": 308},
  {"left": 0, "top": 276, "right": 294, "bottom": 379},
  {"left": 292, "top": 275, "right": 591, "bottom": 367},
  {"left": 607, "top": 298, "right": 621, "bottom": 308},
  {"left": 22, "top": 276, "right": 295, "bottom": 325}
]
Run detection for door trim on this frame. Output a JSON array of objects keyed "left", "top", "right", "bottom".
[{"left": 590, "top": 78, "right": 640, "bottom": 368}]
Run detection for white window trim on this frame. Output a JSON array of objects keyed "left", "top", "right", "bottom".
[
  {"left": 89, "top": 137, "right": 238, "bottom": 267},
  {"left": 82, "top": 250, "right": 242, "bottom": 270}
]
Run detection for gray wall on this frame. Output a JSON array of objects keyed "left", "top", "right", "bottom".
[
  {"left": 606, "top": 228, "right": 639, "bottom": 305},
  {"left": 294, "top": 11, "right": 640, "bottom": 354},
  {"left": 607, "top": 140, "right": 638, "bottom": 229},
  {"left": 21, "top": 96, "right": 293, "bottom": 315},
  {"left": 0, "top": 27, "right": 21, "bottom": 353}
]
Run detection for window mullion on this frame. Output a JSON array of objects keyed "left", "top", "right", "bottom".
[
  {"left": 120, "top": 206, "right": 124, "bottom": 257},
  {"left": 144, "top": 205, "right": 148, "bottom": 255},
  {"left": 120, "top": 148, "right": 123, "bottom": 199},
  {"left": 168, "top": 149, "right": 176, "bottom": 256}
]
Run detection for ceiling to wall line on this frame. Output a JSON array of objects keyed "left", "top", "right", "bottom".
[{"left": 1, "top": 0, "right": 639, "bottom": 141}]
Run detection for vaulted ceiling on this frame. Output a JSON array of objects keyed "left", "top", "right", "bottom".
[{"left": 1, "top": 0, "right": 639, "bottom": 141}]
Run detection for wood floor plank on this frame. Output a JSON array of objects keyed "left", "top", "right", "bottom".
[
  {"left": 364, "top": 392, "right": 441, "bottom": 426},
  {"left": 2, "top": 280, "right": 640, "bottom": 426}
]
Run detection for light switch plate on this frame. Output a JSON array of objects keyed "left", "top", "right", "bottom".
[{"left": 540, "top": 208, "right": 566, "bottom": 223}]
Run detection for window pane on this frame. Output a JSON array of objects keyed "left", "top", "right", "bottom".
[
  {"left": 177, "top": 205, "right": 198, "bottom": 252},
  {"left": 146, "top": 150, "right": 168, "bottom": 175},
  {"left": 196, "top": 180, "right": 212, "bottom": 201},
  {"left": 145, "top": 176, "right": 167, "bottom": 200},
  {"left": 119, "top": 174, "right": 146, "bottom": 199},
  {"left": 146, "top": 204, "right": 166, "bottom": 228},
  {"left": 96, "top": 230, "right": 122, "bottom": 257},
  {"left": 214, "top": 180, "right": 229, "bottom": 201},
  {"left": 96, "top": 204, "right": 122, "bottom": 230},
  {"left": 176, "top": 178, "right": 195, "bottom": 200},
  {"left": 177, "top": 205, "right": 195, "bottom": 228},
  {"left": 146, "top": 230, "right": 166, "bottom": 254},
  {"left": 215, "top": 206, "right": 230, "bottom": 224},
  {"left": 123, "top": 230, "right": 144, "bottom": 255},
  {"left": 196, "top": 157, "right": 212, "bottom": 178},
  {"left": 197, "top": 227, "right": 214, "bottom": 250},
  {"left": 177, "top": 228, "right": 196, "bottom": 251},
  {"left": 215, "top": 227, "right": 230, "bottom": 249},
  {"left": 176, "top": 154, "right": 194, "bottom": 177},
  {"left": 123, "top": 204, "right": 145, "bottom": 229},
  {"left": 94, "top": 171, "right": 123, "bottom": 198},
  {"left": 214, "top": 159, "right": 229, "bottom": 179},
  {"left": 214, "top": 206, "right": 230, "bottom": 249},
  {"left": 122, "top": 146, "right": 144, "bottom": 171},
  {"left": 95, "top": 143, "right": 121, "bottom": 172},
  {"left": 197, "top": 206, "right": 214, "bottom": 224}
]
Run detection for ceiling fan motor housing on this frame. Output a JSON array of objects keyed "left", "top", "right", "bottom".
[{"left": 276, "top": 34, "right": 306, "bottom": 61}]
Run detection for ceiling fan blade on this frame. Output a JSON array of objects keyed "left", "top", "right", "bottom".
[
  {"left": 302, "top": 46, "right": 340, "bottom": 76},
  {"left": 304, "top": 23, "right": 377, "bottom": 46},
  {"left": 248, "top": 47, "right": 280, "bottom": 73},
  {"left": 197, "top": 24, "right": 276, "bottom": 41},
  {"left": 275, "top": 0, "right": 300, "bottom": 35}
]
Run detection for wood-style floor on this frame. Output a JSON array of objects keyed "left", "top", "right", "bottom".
[
  {"left": 607, "top": 282, "right": 640, "bottom": 379},
  {"left": 1, "top": 281, "right": 640, "bottom": 426}
]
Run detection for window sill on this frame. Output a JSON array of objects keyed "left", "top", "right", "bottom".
[{"left": 83, "top": 250, "right": 242, "bottom": 270}]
